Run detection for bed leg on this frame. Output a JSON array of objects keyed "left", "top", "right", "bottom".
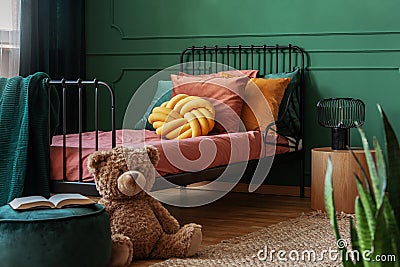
[{"left": 300, "top": 159, "right": 305, "bottom": 198}]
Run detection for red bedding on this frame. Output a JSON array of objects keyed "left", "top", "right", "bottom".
[{"left": 50, "top": 130, "right": 289, "bottom": 182}]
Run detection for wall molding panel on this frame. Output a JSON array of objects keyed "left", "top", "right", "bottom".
[
  {"left": 109, "top": 1, "right": 400, "bottom": 40},
  {"left": 112, "top": 68, "right": 165, "bottom": 84},
  {"left": 86, "top": 51, "right": 181, "bottom": 57},
  {"left": 109, "top": 30, "right": 400, "bottom": 41},
  {"left": 87, "top": 48, "right": 400, "bottom": 57},
  {"left": 307, "top": 66, "right": 400, "bottom": 71}
]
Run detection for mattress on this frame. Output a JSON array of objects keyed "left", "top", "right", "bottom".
[{"left": 50, "top": 130, "right": 290, "bottom": 182}]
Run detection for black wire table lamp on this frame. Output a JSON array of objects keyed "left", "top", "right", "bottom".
[{"left": 317, "top": 98, "right": 365, "bottom": 150}]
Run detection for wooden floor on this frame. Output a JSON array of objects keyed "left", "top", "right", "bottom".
[{"left": 132, "top": 192, "right": 311, "bottom": 267}]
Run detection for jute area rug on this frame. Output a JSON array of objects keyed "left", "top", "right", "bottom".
[{"left": 151, "top": 212, "right": 352, "bottom": 267}]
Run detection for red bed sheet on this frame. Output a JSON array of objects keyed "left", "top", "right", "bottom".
[{"left": 50, "top": 130, "right": 289, "bottom": 182}]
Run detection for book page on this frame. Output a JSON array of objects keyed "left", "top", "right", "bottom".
[
  {"left": 9, "top": 196, "right": 55, "bottom": 210},
  {"left": 49, "top": 194, "right": 95, "bottom": 208}
]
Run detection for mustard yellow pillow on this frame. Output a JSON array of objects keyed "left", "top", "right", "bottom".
[{"left": 240, "top": 78, "right": 291, "bottom": 131}]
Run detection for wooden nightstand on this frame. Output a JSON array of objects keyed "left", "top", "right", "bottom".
[{"left": 311, "top": 147, "right": 374, "bottom": 213}]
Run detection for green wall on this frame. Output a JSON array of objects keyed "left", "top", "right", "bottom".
[{"left": 86, "top": 0, "right": 400, "bottom": 186}]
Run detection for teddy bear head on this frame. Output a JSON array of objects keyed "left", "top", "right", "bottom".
[{"left": 87, "top": 146, "right": 159, "bottom": 200}]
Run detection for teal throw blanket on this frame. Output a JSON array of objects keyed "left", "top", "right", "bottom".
[{"left": 0, "top": 72, "right": 59, "bottom": 206}]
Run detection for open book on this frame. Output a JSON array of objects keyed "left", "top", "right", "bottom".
[{"left": 9, "top": 194, "right": 95, "bottom": 210}]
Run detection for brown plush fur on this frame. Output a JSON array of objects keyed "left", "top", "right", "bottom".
[{"left": 87, "top": 146, "right": 202, "bottom": 267}]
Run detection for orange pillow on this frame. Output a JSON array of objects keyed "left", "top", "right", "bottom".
[
  {"left": 171, "top": 74, "right": 248, "bottom": 133},
  {"left": 240, "top": 78, "right": 291, "bottom": 131}
]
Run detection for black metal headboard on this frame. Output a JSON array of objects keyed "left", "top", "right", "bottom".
[{"left": 179, "top": 45, "right": 305, "bottom": 151}]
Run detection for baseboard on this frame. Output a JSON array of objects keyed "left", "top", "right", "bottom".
[{"left": 187, "top": 182, "right": 311, "bottom": 197}]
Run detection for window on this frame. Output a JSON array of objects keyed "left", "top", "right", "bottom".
[{"left": 0, "top": 0, "right": 20, "bottom": 77}]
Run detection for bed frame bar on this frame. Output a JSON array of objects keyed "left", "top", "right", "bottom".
[{"left": 46, "top": 79, "right": 116, "bottom": 194}]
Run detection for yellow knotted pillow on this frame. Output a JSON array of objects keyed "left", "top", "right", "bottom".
[{"left": 148, "top": 94, "right": 215, "bottom": 140}]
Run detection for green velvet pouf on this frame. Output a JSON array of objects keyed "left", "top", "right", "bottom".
[{"left": 0, "top": 204, "right": 111, "bottom": 267}]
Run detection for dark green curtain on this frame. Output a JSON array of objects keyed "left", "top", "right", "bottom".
[
  {"left": 19, "top": 0, "right": 85, "bottom": 196},
  {"left": 19, "top": 0, "right": 86, "bottom": 134}
]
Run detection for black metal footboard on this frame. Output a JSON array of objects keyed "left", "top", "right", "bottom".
[{"left": 47, "top": 79, "right": 116, "bottom": 195}]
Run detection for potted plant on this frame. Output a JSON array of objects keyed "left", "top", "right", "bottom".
[{"left": 324, "top": 105, "right": 400, "bottom": 266}]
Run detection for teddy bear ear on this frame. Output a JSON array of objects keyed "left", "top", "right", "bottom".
[
  {"left": 145, "top": 145, "right": 159, "bottom": 167},
  {"left": 87, "top": 150, "right": 112, "bottom": 175}
]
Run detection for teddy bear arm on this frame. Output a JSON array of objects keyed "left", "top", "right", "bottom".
[{"left": 148, "top": 196, "right": 180, "bottom": 234}]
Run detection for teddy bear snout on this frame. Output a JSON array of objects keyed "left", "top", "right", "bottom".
[{"left": 117, "top": 171, "right": 146, "bottom": 196}]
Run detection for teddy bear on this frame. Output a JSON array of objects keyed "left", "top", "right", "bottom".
[{"left": 87, "top": 145, "right": 202, "bottom": 267}]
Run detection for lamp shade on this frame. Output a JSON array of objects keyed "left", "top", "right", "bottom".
[{"left": 317, "top": 98, "right": 365, "bottom": 150}]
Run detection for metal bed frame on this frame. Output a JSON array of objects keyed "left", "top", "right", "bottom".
[{"left": 48, "top": 44, "right": 306, "bottom": 197}]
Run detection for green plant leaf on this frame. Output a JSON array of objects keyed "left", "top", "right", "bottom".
[
  {"left": 355, "top": 197, "right": 374, "bottom": 267},
  {"left": 379, "top": 105, "right": 400, "bottom": 226},
  {"left": 350, "top": 217, "right": 364, "bottom": 266},
  {"left": 357, "top": 126, "right": 385, "bottom": 208},
  {"left": 351, "top": 149, "right": 372, "bottom": 194},
  {"left": 324, "top": 157, "right": 340, "bottom": 239},
  {"left": 382, "top": 197, "right": 400, "bottom": 266},
  {"left": 324, "top": 157, "right": 355, "bottom": 267},
  {"left": 373, "top": 136, "right": 387, "bottom": 198},
  {"left": 372, "top": 205, "right": 397, "bottom": 267},
  {"left": 354, "top": 173, "right": 376, "bottom": 235}
]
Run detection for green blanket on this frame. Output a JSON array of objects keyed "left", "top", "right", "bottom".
[{"left": 0, "top": 72, "right": 59, "bottom": 206}]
